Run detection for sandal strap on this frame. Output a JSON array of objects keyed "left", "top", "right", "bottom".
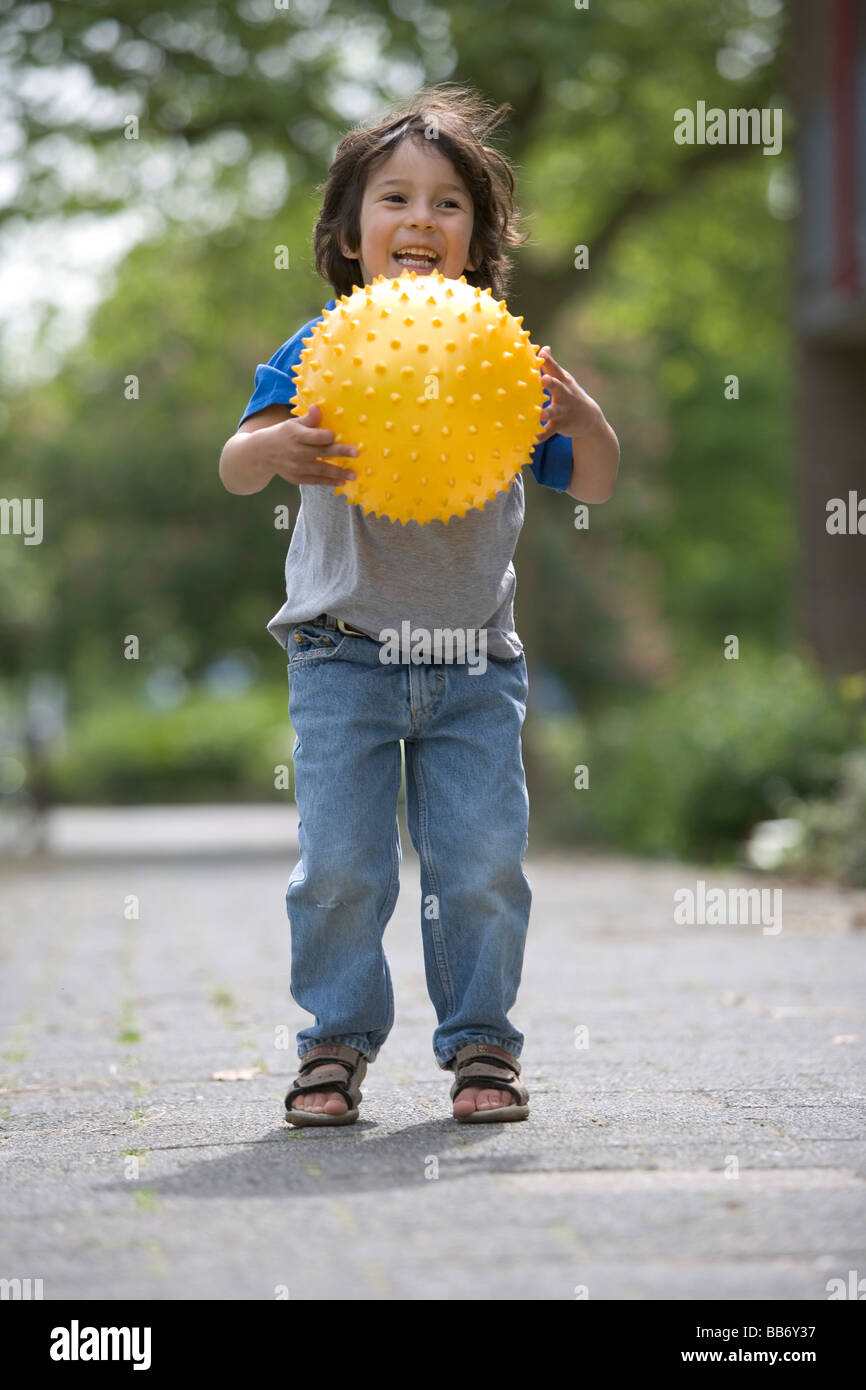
[
  {"left": 285, "top": 1043, "right": 368, "bottom": 1112},
  {"left": 446, "top": 1044, "right": 528, "bottom": 1106},
  {"left": 294, "top": 1062, "right": 353, "bottom": 1089},
  {"left": 301, "top": 1043, "right": 366, "bottom": 1070},
  {"left": 450, "top": 1073, "right": 528, "bottom": 1106},
  {"left": 446, "top": 1044, "right": 522, "bottom": 1076},
  {"left": 286, "top": 1078, "right": 356, "bottom": 1111}
]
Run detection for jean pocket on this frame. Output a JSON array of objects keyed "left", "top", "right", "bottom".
[
  {"left": 287, "top": 623, "right": 348, "bottom": 667},
  {"left": 487, "top": 651, "right": 529, "bottom": 698}
]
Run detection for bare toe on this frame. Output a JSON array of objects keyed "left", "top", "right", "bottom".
[
  {"left": 303, "top": 1060, "right": 348, "bottom": 1114},
  {"left": 453, "top": 1086, "right": 513, "bottom": 1115},
  {"left": 479, "top": 1088, "right": 509, "bottom": 1109},
  {"left": 453, "top": 1086, "right": 479, "bottom": 1114},
  {"left": 290, "top": 1063, "right": 349, "bottom": 1114}
]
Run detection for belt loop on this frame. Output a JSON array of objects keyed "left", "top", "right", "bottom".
[{"left": 313, "top": 612, "right": 370, "bottom": 638}]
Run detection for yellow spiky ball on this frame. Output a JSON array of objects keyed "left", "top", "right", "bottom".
[{"left": 290, "top": 270, "right": 546, "bottom": 525}]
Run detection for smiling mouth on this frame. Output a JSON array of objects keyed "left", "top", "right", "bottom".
[{"left": 392, "top": 250, "right": 441, "bottom": 271}]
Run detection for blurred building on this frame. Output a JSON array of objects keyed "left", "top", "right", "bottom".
[{"left": 791, "top": 0, "right": 866, "bottom": 670}]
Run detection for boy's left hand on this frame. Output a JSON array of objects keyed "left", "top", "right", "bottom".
[{"left": 535, "top": 346, "right": 602, "bottom": 446}]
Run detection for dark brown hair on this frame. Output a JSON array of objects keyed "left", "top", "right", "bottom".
[{"left": 312, "top": 83, "right": 530, "bottom": 301}]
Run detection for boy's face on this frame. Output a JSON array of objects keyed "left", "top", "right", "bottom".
[{"left": 342, "top": 139, "right": 477, "bottom": 288}]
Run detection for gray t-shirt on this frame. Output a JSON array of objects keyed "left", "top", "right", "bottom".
[{"left": 238, "top": 296, "right": 574, "bottom": 661}]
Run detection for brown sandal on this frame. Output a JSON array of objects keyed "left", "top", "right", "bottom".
[
  {"left": 284, "top": 1043, "right": 368, "bottom": 1127},
  {"left": 446, "top": 1043, "right": 530, "bottom": 1123}
]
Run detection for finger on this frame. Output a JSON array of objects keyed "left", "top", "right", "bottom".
[
  {"left": 538, "top": 395, "right": 560, "bottom": 428},
  {"left": 298, "top": 463, "right": 359, "bottom": 485},
  {"left": 295, "top": 424, "right": 337, "bottom": 445},
  {"left": 539, "top": 349, "right": 571, "bottom": 384},
  {"left": 320, "top": 442, "right": 360, "bottom": 458},
  {"left": 273, "top": 464, "right": 353, "bottom": 486},
  {"left": 312, "top": 456, "right": 359, "bottom": 475},
  {"left": 539, "top": 344, "right": 562, "bottom": 369},
  {"left": 540, "top": 373, "right": 565, "bottom": 397},
  {"left": 298, "top": 434, "right": 360, "bottom": 458},
  {"left": 541, "top": 364, "right": 569, "bottom": 390}
]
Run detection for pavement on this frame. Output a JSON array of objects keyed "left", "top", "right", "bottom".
[
  {"left": 1, "top": 814, "right": 865, "bottom": 1301},
  {"left": 0, "top": 803, "right": 299, "bottom": 858}
]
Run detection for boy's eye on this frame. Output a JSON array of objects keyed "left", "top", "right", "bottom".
[{"left": 384, "top": 194, "right": 460, "bottom": 208}]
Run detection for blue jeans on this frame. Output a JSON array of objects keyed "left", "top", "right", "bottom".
[{"left": 284, "top": 621, "right": 532, "bottom": 1071}]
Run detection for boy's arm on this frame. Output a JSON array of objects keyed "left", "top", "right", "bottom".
[
  {"left": 534, "top": 346, "right": 619, "bottom": 504},
  {"left": 218, "top": 403, "right": 294, "bottom": 495},
  {"left": 564, "top": 411, "right": 619, "bottom": 504}
]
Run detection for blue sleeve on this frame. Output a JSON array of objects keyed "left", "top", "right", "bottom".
[
  {"left": 236, "top": 330, "right": 308, "bottom": 430},
  {"left": 238, "top": 329, "right": 572, "bottom": 491},
  {"left": 237, "top": 299, "right": 337, "bottom": 428},
  {"left": 528, "top": 432, "right": 574, "bottom": 491},
  {"left": 527, "top": 387, "right": 574, "bottom": 491}
]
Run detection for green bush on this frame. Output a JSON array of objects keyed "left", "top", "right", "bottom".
[
  {"left": 46, "top": 685, "right": 297, "bottom": 804},
  {"left": 534, "top": 650, "right": 865, "bottom": 862},
  {"left": 19, "top": 650, "right": 866, "bottom": 883},
  {"left": 778, "top": 749, "right": 866, "bottom": 886}
]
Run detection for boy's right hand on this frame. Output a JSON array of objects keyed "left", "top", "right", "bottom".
[{"left": 267, "top": 402, "right": 359, "bottom": 487}]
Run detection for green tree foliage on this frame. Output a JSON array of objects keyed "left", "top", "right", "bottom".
[{"left": 0, "top": 0, "right": 803, "bottom": 846}]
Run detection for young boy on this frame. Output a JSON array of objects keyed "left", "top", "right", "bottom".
[{"left": 219, "top": 85, "right": 619, "bottom": 1126}]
